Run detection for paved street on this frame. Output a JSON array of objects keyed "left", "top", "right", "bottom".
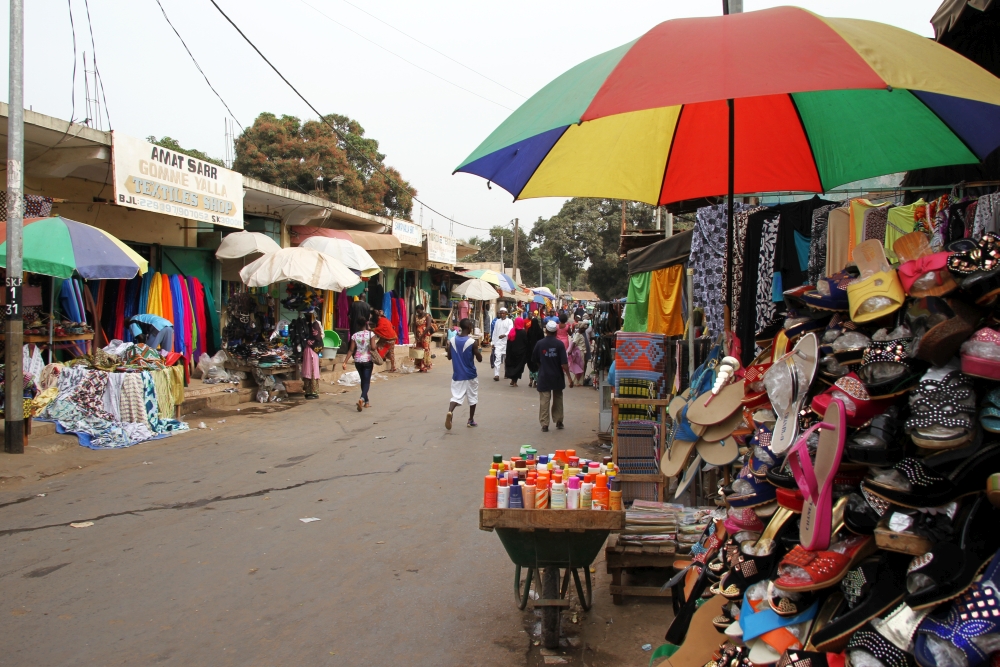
[{"left": 0, "top": 358, "right": 672, "bottom": 666}]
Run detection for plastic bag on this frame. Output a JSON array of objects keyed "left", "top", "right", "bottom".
[
  {"left": 197, "top": 350, "right": 231, "bottom": 383},
  {"left": 337, "top": 371, "right": 360, "bottom": 386},
  {"left": 257, "top": 389, "right": 269, "bottom": 403}
]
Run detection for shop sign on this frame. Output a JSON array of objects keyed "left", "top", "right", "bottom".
[
  {"left": 392, "top": 218, "right": 423, "bottom": 246},
  {"left": 111, "top": 131, "right": 244, "bottom": 229},
  {"left": 426, "top": 231, "right": 457, "bottom": 265}
]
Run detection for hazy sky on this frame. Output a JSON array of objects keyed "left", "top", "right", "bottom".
[{"left": 1, "top": 0, "right": 942, "bottom": 238}]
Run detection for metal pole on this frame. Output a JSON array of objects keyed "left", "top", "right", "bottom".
[
  {"left": 724, "top": 98, "right": 735, "bottom": 335},
  {"left": 512, "top": 218, "right": 518, "bottom": 280},
  {"left": 48, "top": 277, "right": 54, "bottom": 364},
  {"left": 5, "top": 0, "right": 25, "bottom": 454},
  {"left": 687, "top": 268, "right": 695, "bottom": 378},
  {"left": 500, "top": 234, "right": 504, "bottom": 275}
]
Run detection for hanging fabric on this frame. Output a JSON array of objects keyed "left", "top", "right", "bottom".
[
  {"left": 623, "top": 272, "right": 650, "bottom": 333},
  {"left": 647, "top": 265, "right": 685, "bottom": 336}
]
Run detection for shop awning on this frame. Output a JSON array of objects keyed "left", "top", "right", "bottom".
[
  {"left": 289, "top": 226, "right": 401, "bottom": 251},
  {"left": 626, "top": 230, "right": 692, "bottom": 276}
]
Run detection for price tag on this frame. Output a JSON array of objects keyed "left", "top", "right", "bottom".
[{"left": 5, "top": 276, "right": 22, "bottom": 320}]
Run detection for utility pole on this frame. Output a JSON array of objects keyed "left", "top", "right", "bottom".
[
  {"left": 512, "top": 218, "right": 519, "bottom": 281},
  {"left": 539, "top": 258, "right": 542, "bottom": 287},
  {"left": 5, "top": 0, "right": 24, "bottom": 454},
  {"left": 499, "top": 234, "right": 504, "bottom": 275}
]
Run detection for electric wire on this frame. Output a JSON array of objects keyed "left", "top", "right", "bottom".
[
  {"left": 333, "top": 0, "right": 526, "bottom": 99},
  {"left": 67, "top": 0, "right": 78, "bottom": 123},
  {"left": 208, "top": 0, "right": 495, "bottom": 232},
  {"left": 153, "top": 0, "right": 244, "bottom": 132},
  {"left": 296, "top": 0, "right": 514, "bottom": 112},
  {"left": 82, "top": 0, "right": 112, "bottom": 129}
]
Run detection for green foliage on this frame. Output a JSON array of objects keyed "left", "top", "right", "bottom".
[
  {"left": 465, "top": 225, "right": 535, "bottom": 269},
  {"left": 147, "top": 136, "right": 224, "bottom": 167},
  {"left": 531, "top": 199, "right": 657, "bottom": 301},
  {"left": 232, "top": 112, "right": 417, "bottom": 219}
]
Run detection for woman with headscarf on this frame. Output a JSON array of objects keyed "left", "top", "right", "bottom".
[
  {"left": 503, "top": 317, "right": 528, "bottom": 386},
  {"left": 568, "top": 322, "right": 588, "bottom": 386},
  {"left": 524, "top": 314, "right": 545, "bottom": 388},
  {"left": 411, "top": 304, "right": 436, "bottom": 372},
  {"left": 370, "top": 309, "right": 398, "bottom": 372}
]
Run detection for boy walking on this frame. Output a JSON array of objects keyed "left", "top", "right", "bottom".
[
  {"left": 445, "top": 318, "right": 483, "bottom": 429},
  {"left": 531, "top": 320, "right": 573, "bottom": 432}
]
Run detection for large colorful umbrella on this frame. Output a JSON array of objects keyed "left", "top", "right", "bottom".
[
  {"left": 452, "top": 278, "right": 500, "bottom": 301},
  {"left": 458, "top": 268, "right": 518, "bottom": 291},
  {"left": 0, "top": 216, "right": 148, "bottom": 279},
  {"left": 455, "top": 6, "right": 1000, "bottom": 205}
]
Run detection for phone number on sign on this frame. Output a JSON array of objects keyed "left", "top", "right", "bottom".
[{"left": 118, "top": 194, "right": 240, "bottom": 227}]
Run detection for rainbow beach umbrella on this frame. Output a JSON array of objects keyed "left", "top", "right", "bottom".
[
  {"left": 455, "top": 6, "right": 1000, "bottom": 205},
  {"left": 458, "top": 268, "right": 519, "bottom": 291},
  {"left": 0, "top": 216, "right": 148, "bottom": 279}
]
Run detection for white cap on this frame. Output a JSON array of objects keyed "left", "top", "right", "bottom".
[
  {"left": 499, "top": 306, "right": 508, "bottom": 312},
  {"left": 545, "top": 320, "right": 558, "bottom": 332}
]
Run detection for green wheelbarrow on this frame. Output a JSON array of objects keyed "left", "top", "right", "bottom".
[{"left": 480, "top": 508, "right": 626, "bottom": 649}]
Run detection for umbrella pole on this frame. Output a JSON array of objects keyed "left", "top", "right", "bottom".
[
  {"left": 723, "top": 97, "right": 736, "bottom": 338},
  {"left": 48, "top": 276, "right": 54, "bottom": 364}
]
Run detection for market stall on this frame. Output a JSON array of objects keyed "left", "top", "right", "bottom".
[
  {"left": 458, "top": 5, "right": 1000, "bottom": 665},
  {"left": 0, "top": 216, "right": 189, "bottom": 449}
]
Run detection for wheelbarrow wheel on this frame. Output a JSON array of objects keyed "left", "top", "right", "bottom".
[{"left": 541, "top": 566, "right": 561, "bottom": 650}]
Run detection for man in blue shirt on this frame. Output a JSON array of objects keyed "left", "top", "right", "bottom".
[
  {"left": 127, "top": 314, "right": 175, "bottom": 351},
  {"left": 531, "top": 320, "right": 572, "bottom": 432},
  {"left": 445, "top": 318, "right": 483, "bottom": 430}
]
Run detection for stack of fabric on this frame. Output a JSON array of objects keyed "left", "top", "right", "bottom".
[{"left": 620, "top": 500, "right": 683, "bottom": 549}]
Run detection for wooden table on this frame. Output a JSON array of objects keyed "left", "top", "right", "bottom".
[{"left": 605, "top": 534, "right": 678, "bottom": 605}]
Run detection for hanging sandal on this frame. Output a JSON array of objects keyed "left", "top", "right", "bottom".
[
  {"left": 980, "top": 388, "right": 1000, "bottom": 434},
  {"left": 857, "top": 334, "right": 926, "bottom": 399},
  {"left": 774, "top": 535, "right": 878, "bottom": 593},
  {"left": 787, "top": 399, "right": 847, "bottom": 551},
  {"left": 862, "top": 444, "right": 1000, "bottom": 509},
  {"left": 811, "top": 372, "right": 896, "bottom": 428},
  {"left": 845, "top": 407, "right": 907, "bottom": 466},
  {"left": 765, "top": 333, "right": 819, "bottom": 455}
]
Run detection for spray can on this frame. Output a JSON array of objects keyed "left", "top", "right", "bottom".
[
  {"left": 509, "top": 482, "right": 524, "bottom": 509},
  {"left": 484, "top": 475, "right": 498, "bottom": 508},
  {"left": 550, "top": 481, "right": 567, "bottom": 509},
  {"left": 581, "top": 474, "right": 594, "bottom": 509},
  {"left": 497, "top": 478, "right": 510, "bottom": 509},
  {"left": 592, "top": 474, "right": 609, "bottom": 510},
  {"left": 567, "top": 477, "right": 581, "bottom": 509}
]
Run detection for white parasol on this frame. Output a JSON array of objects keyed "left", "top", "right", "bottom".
[
  {"left": 239, "top": 247, "right": 361, "bottom": 292},
  {"left": 300, "top": 236, "right": 381, "bottom": 277},
  {"left": 452, "top": 278, "right": 500, "bottom": 301},
  {"left": 215, "top": 231, "right": 281, "bottom": 259}
]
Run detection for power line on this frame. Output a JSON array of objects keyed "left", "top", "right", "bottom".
[
  {"left": 82, "top": 0, "right": 111, "bottom": 129},
  {"left": 153, "top": 0, "right": 244, "bottom": 132},
  {"left": 296, "top": 0, "right": 515, "bottom": 112},
  {"left": 333, "top": 0, "right": 526, "bottom": 99},
  {"left": 207, "top": 0, "right": 495, "bottom": 233},
  {"left": 67, "top": 0, "right": 78, "bottom": 123}
]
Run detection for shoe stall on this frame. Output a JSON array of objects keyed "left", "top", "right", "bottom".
[{"left": 456, "top": 5, "right": 1000, "bottom": 664}]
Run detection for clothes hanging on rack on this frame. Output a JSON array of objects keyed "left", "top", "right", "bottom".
[{"left": 691, "top": 203, "right": 741, "bottom": 337}]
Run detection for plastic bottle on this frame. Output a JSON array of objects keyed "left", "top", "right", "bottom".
[
  {"left": 484, "top": 475, "right": 498, "bottom": 508},
  {"left": 509, "top": 482, "right": 524, "bottom": 509},
  {"left": 592, "top": 474, "right": 609, "bottom": 510},
  {"left": 523, "top": 483, "right": 536, "bottom": 510},
  {"left": 550, "top": 481, "right": 567, "bottom": 509},
  {"left": 609, "top": 480, "right": 622, "bottom": 511},
  {"left": 567, "top": 477, "right": 581, "bottom": 509},
  {"left": 497, "top": 478, "right": 510, "bottom": 509},
  {"left": 555, "top": 449, "right": 567, "bottom": 464},
  {"left": 534, "top": 478, "right": 549, "bottom": 509},
  {"left": 581, "top": 474, "right": 594, "bottom": 509},
  {"left": 536, "top": 455, "right": 548, "bottom": 473}
]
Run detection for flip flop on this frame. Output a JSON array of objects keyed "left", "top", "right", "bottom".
[
  {"left": 786, "top": 398, "right": 847, "bottom": 551},
  {"left": 848, "top": 239, "right": 906, "bottom": 323},
  {"left": 674, "top": 452, "right": 703, "bottom": 499},
  {"left": 688, "top": 380, "right": 746, "bottom": 426},
  {"left": 662, "top": 436, "right": 697, "bottom": 478},
  {"left": 766, "top": 333, "right": 819, "bottom": 455},
  {"left": 701, "top": 409, "right": 746, "bottom": 441},
  {"left": 697, "top": 435, "right": 739, "bottom": 466}
]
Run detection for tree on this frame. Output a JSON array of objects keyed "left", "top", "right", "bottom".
[
  {"left": 147, "top": 136, "right": 224, "bottom": 167},
  {"left": 232, "top": 112, "right": 417, "bottom": 219},
  {"left": 527, "top": 198, "right": 659, "bottom": 300},
  {"left": 465, "top": 225, "right": 535, "bottom": 271}
]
